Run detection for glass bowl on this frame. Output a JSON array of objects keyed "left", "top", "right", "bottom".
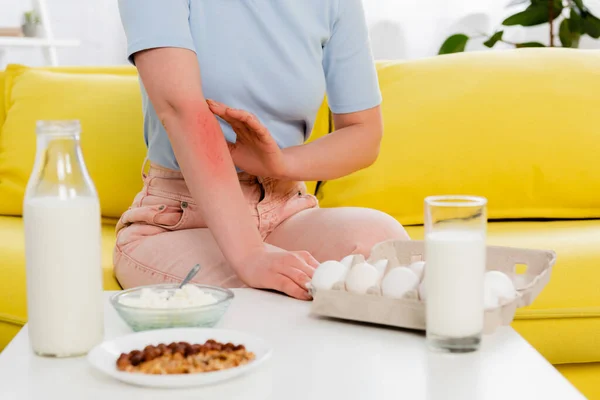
[{"left": 110, "top": 284, "right": 234, "bottom": 332}]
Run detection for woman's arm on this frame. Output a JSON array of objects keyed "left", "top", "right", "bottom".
[
  {"left": 206, "top": 101, "right": 382, "bottom": 182},
  {"left": 280, "top": 106, "right": 383, "bottom": 181},
  {"left": 135, "top": 48, "right": 316, "bottom": 299},
  {"left": 135, "top": 48, "right": 263, "bottom": 265}
]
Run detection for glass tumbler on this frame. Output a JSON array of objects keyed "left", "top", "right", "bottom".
[{"left": 424, "top": 195, "right": 487, "bottom": 353}]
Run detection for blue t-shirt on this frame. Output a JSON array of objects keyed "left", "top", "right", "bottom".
[{"left": 119, "top": 0, "right": 382, "bottom": 171}]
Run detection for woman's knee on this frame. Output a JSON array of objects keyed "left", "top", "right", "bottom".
[
  {"left": 113, "top": 246, "right": 178, "bottom": 289},
  {"left": 346, "top": 208, "right": 410, "bottom": 257},
  {"left": 114, "top": 228, "right": 245, "bottom": 289}
]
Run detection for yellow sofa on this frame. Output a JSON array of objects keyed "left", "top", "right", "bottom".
[{"left": 1, "top": 49, "right": 599, "bottom": 398}]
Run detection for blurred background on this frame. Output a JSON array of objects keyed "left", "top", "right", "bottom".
[{"left": 1, "top": 0, "right": 600, "bottom": 68}]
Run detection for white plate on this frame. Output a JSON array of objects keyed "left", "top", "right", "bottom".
[{"left": 87, "top": 328, "right": 272, "bottom": 388}]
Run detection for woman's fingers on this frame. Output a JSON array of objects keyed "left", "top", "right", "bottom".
[
  {"left": 207, "top": 100, "right": 272, "bottom": 144},
  {"left": 294, "top": 250, "right": 320, "bottom": 271},
  {"left": 207, "top": 100, "right": 253, "bottom": 141},
  {"left": 226, "top": 108, "right": 272, "bottom": 144},
  {"left": 272, "top": 274, "right": 312, "bottom": 300},
  {"left": 275, "top": 254, "right": 314, "bottom": 287},
  {"left": 206, "top": 99, "right": 230, "bottom": 116},
  {"left": 206, "top": 99, "right": 243, "bottom": 127},
  {"left": 224, "top": 109, "right": 255, "bottom": 140},
  {"left": 280, "top": 264, "right": 312, "bottom": 289},
  {"left": 206, "top": 99, "right": 244, "bottom": 128},
  {"left": 206, "top": 99, "right": 229, "bottom": 119}
]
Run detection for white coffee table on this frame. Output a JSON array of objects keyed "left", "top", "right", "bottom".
[{"left": 0, "top": 289, "right": 584, "bottom": 400}]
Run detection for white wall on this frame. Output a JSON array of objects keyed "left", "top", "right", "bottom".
[
  {"left": 364, "top": 0, "right": 500, "bottom": 60},
  {"left": 0, "top": 0, "right": 126, "bottom": 67},
  {"left": 1, "top": 0, "right": 599, "bottom": 68},
  {"left": 363, "top": 0, "right": 600, "bottom": 60}
]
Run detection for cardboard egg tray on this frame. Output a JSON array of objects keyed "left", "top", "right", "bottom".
[{"left": 311, "top": 240, "right": 556, "bottom": 334}]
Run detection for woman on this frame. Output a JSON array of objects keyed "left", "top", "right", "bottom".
[{"left": 115, "top": 0, "right": 409, "bottom": 300}]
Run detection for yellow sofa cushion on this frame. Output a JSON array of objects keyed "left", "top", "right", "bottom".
[
  {"left": 0, "top": 216, "right": 120, "bottom": 351},
  {"left": 557, "top": 363, "right": 600, "bottom": 400},
  {"left": 319, "top": 50, "right": 600, "bottom": 225},
  {"left": 406, "top": 219, "right": 600, "bottom": 365},
  {"left": 305, "top": 98, "right": 330, "bottom": 195},
  {"left": 0, "top": 65, "right": 146, "bottom": 219},
  {"left": 0, "top": 67, "right": 135, "bottom": 143},
  {"left": 0, "top": 70, "right": 5, "bottom": 129}
]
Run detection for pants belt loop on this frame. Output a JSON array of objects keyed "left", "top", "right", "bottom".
[
  {"left": 256, "top": 176, "right": 267, "bottom": 203},
  {"left": 141, "top": 157, "right": 150, "bottom": 182}
]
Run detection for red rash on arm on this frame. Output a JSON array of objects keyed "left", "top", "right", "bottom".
[
  {"left": 134, "top": 47, "right": 264, "bottom": 268},
  {"left": 194, "top": 111, "right": 225, "bottom": 168},
  {"left": 163, "top": 109, "right": 226, "bottom": 172}
]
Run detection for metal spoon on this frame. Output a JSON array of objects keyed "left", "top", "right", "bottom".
[
  {"left": 166, "top": 264, "right": 202, "bottom": 300},
  {"left": 179, "top": 263, "right": 202, "bottom": 289}
]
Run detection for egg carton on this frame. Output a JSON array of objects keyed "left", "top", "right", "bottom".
[{"left": 310, "top": 240, "right": 556, "bottom": 334}]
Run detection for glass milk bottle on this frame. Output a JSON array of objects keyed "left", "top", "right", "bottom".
[
  {"left": 424, "top": 196, "right": 487, "bottom": 353},
  {"left": 24, "top": 121, "right": 104, "bottom": 357}
]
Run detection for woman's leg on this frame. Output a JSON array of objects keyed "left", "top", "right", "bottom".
[
  {"left": 113, "top": 164, "right": 266, "bottom": 289},
  {"left": 265, "top": 207, "right": 410, "bottom": 262},
  {"left": 114, "top": 224, "right": 246, "bottom": 289}
]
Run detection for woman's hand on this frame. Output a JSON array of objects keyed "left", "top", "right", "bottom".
[
  {"left": 207, "top": 100, "right": 288, "bottom": 178},
  {"left": 233, "top": 245, "right": 319, "bottom": 301},
  {"left": 207, "top": 100, "right": 384, "bottom": 183}
]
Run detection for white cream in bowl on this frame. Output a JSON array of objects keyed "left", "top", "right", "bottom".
[{"left": 119, "top": 285, "right": 218, "bottom": 309}]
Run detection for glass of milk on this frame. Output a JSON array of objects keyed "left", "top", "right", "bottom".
[
  {"left": 424, "top": 195, "right": 487, "bottom": 353},
  {"left": 23, "top": 121, "right": 104, "bottom": 357}
]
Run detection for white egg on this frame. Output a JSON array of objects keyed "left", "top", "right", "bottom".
[
  {"left": 340, "top": 255, "right": 355, "bottom": 269},
  {"left": 484, "top": 289, "right": 500, "bottom": 310},
  {"left": 311, "top": 261, "right": 349, "bottom": 291},
  {"left": 484, "top": 271, "right": 517, "bottom": 305},
  {"left": 372, "top": 259, "right": 389, "bottom": 278},
  {"left": 381, "top": 267, "right": 419, "bottom": 299},
  {"left": 408, "top": 261, "right": 426, "bottom": 282},
  {"left": 345, "top": 262, "right": 380, "bottom": 294},
  {"left": 418, "top": 281, "right": 427, "bottom": 301}
]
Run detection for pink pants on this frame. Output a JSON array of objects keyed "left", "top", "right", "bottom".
[{"left": 114, "top": 163, "right": 409, "bottom": 289}]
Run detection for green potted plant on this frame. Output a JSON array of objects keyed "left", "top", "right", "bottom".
[
  {"left": 440, "top": 0, "right": 600, "bottom": 54},
  {"left": 22, "top": 11, "right": 41, "bottom": 38}
]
